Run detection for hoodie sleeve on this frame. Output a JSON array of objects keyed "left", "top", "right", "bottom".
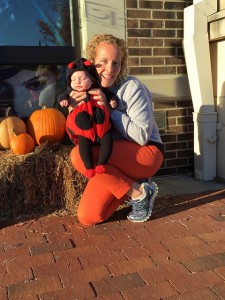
[
  {"left": 110, "top": 78, "right": 156, "bottom": 146},
  {"left": 57, "top": 88, "right": 72, "bottom": 105}
]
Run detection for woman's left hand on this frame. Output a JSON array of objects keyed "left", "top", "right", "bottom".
[{"left": 89, "top": 88, "right": 112, "bottom": 112}]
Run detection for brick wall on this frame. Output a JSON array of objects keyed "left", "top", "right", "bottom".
[
  {"left": 153, "top": 100, "right": 194, "bottom": 176},
  {"left": 125, "top": 0, "right": 194, "bottom": 176}
]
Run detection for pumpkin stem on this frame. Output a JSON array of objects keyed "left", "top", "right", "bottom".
[
  {"left": 11, "top": 128, "right": 19, "bottom": 137},
  {"left": 41, "top": 104, "right": 47, "bottom": 110},
  {"left": 5, "top": 107, "right": 17, "bottom": 117}
]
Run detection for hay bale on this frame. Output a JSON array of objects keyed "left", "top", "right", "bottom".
[{"left": 0, "top": 143, "right": 87, "bottom": 217}]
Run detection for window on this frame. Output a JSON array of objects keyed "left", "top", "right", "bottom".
[
  {"left": 0, "top": 64, "right": 68, "bottom": 118},
  {"left": 0, "top": 0, "right": 75, "bottom": 64}
]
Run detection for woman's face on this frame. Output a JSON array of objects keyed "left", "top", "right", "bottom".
[{"left": 94, "top": 42, "right": 122, "bottom": 88}]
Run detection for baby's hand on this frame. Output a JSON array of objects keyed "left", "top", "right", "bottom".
[
  {"left": 110, "top": 99, "right": 118, "bottom": 109},
  {"left": 60, "top": 100, "right": 69, "bottom": 107}
]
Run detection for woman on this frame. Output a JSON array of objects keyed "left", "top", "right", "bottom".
[{"left": 69, "top": 33, "right": 163, "bottom": 226}]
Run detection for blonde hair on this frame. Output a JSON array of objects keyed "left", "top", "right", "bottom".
[{"left": 84, "top": 33, "right": 129, "bottom": 85}]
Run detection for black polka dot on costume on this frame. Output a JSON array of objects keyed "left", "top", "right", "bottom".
[
  {"left": 75, "top": 111, "right": 93, "bottom": 130},
  {"left": 93, "top": 106, "right": 105, "bottom": 124}
]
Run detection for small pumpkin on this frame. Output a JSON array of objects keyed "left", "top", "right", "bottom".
[
  {"left": 10, "top": 130, "right": 35, "bottom": 155},
  {"left": 27, "top": 105, "right": 66, "bottom": 145},
  {"left": 0, "top": 116, "right": 27, "bottom": 149}
]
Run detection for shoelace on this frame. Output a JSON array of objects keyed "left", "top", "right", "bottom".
[{"left": 131, "top": 199, "right": 149, "bottom": 212}]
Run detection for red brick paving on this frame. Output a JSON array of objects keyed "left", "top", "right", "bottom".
[{"left": 1, "top": 189, "right": 225, "bottom": 299}]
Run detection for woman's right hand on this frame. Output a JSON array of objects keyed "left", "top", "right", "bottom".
[{"left": 69, "top": 90, "right": 87, "bottom": 108}]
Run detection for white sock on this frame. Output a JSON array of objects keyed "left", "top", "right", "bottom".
[{"left": 131, "top": 186, "right": 146, "bottom": 201}]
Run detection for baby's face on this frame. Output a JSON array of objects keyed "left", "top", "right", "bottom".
[{"left": 70, "top": 70, "right": 92, "bottom": 91}]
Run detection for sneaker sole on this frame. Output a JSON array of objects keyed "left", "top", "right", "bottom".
[{"left": 127, "top": 182, "right": 158, "bottom": 223}]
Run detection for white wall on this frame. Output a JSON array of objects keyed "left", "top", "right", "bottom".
[
  {"left": 79, "top": 0, "right": 126, "bottom": 54},
  {"left": 210, "top": 41, "right": 225, "bottom": 178}
]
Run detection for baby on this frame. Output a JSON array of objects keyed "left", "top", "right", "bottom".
[{"left": 58, "top": 58, "right": 117, "bottom": 178}]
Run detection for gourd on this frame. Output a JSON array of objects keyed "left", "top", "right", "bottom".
[
  {"left": 27, "top": 105, "right": 66, "bottom": 145},
  {"left": 0, "top": 116, "right": 27, "bottom": 149},
  {"left": 10, "top": 131, "right": 34, "bottom": 155}
]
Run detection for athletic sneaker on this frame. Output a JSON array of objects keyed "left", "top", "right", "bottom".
[{"left": 127, "top": 182, "right": 158, "bottom": 222}]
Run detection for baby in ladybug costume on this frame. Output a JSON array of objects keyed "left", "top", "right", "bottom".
[{"left": 59, "top": 58, "right": 118, "bottom": 178}]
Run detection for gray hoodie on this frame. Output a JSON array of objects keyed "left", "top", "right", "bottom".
[{"left": 110, "top": 76, "right": 162, "bottom": 146}]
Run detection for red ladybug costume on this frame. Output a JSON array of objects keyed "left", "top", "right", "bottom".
[
  {"left": 66, "top": 93, "right": 111, "bottom": 145},
  {"left": 64, "top": 58, "right": 115, "bottom": 178}
]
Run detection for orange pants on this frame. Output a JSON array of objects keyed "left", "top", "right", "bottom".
[{"left": 70, "top": 140, "right": 163, "bottom": 226}]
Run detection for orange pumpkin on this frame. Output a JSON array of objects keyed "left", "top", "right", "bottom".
[
  {"left": 0, "top": 116, "right": 27, "bottom": 149},
  {"left": 10, "top": 131, "right": 35, "bottom": 155},
  {"left": 27, "top": 106, "right": 66, "bottom": 145}
]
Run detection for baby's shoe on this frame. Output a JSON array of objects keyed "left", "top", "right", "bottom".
[
  {"left": 85, "top": 169, "right": 95, "bottom": 178},
  {"left": 95, "top": 165, "right": 106, "bottom": 174}
]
